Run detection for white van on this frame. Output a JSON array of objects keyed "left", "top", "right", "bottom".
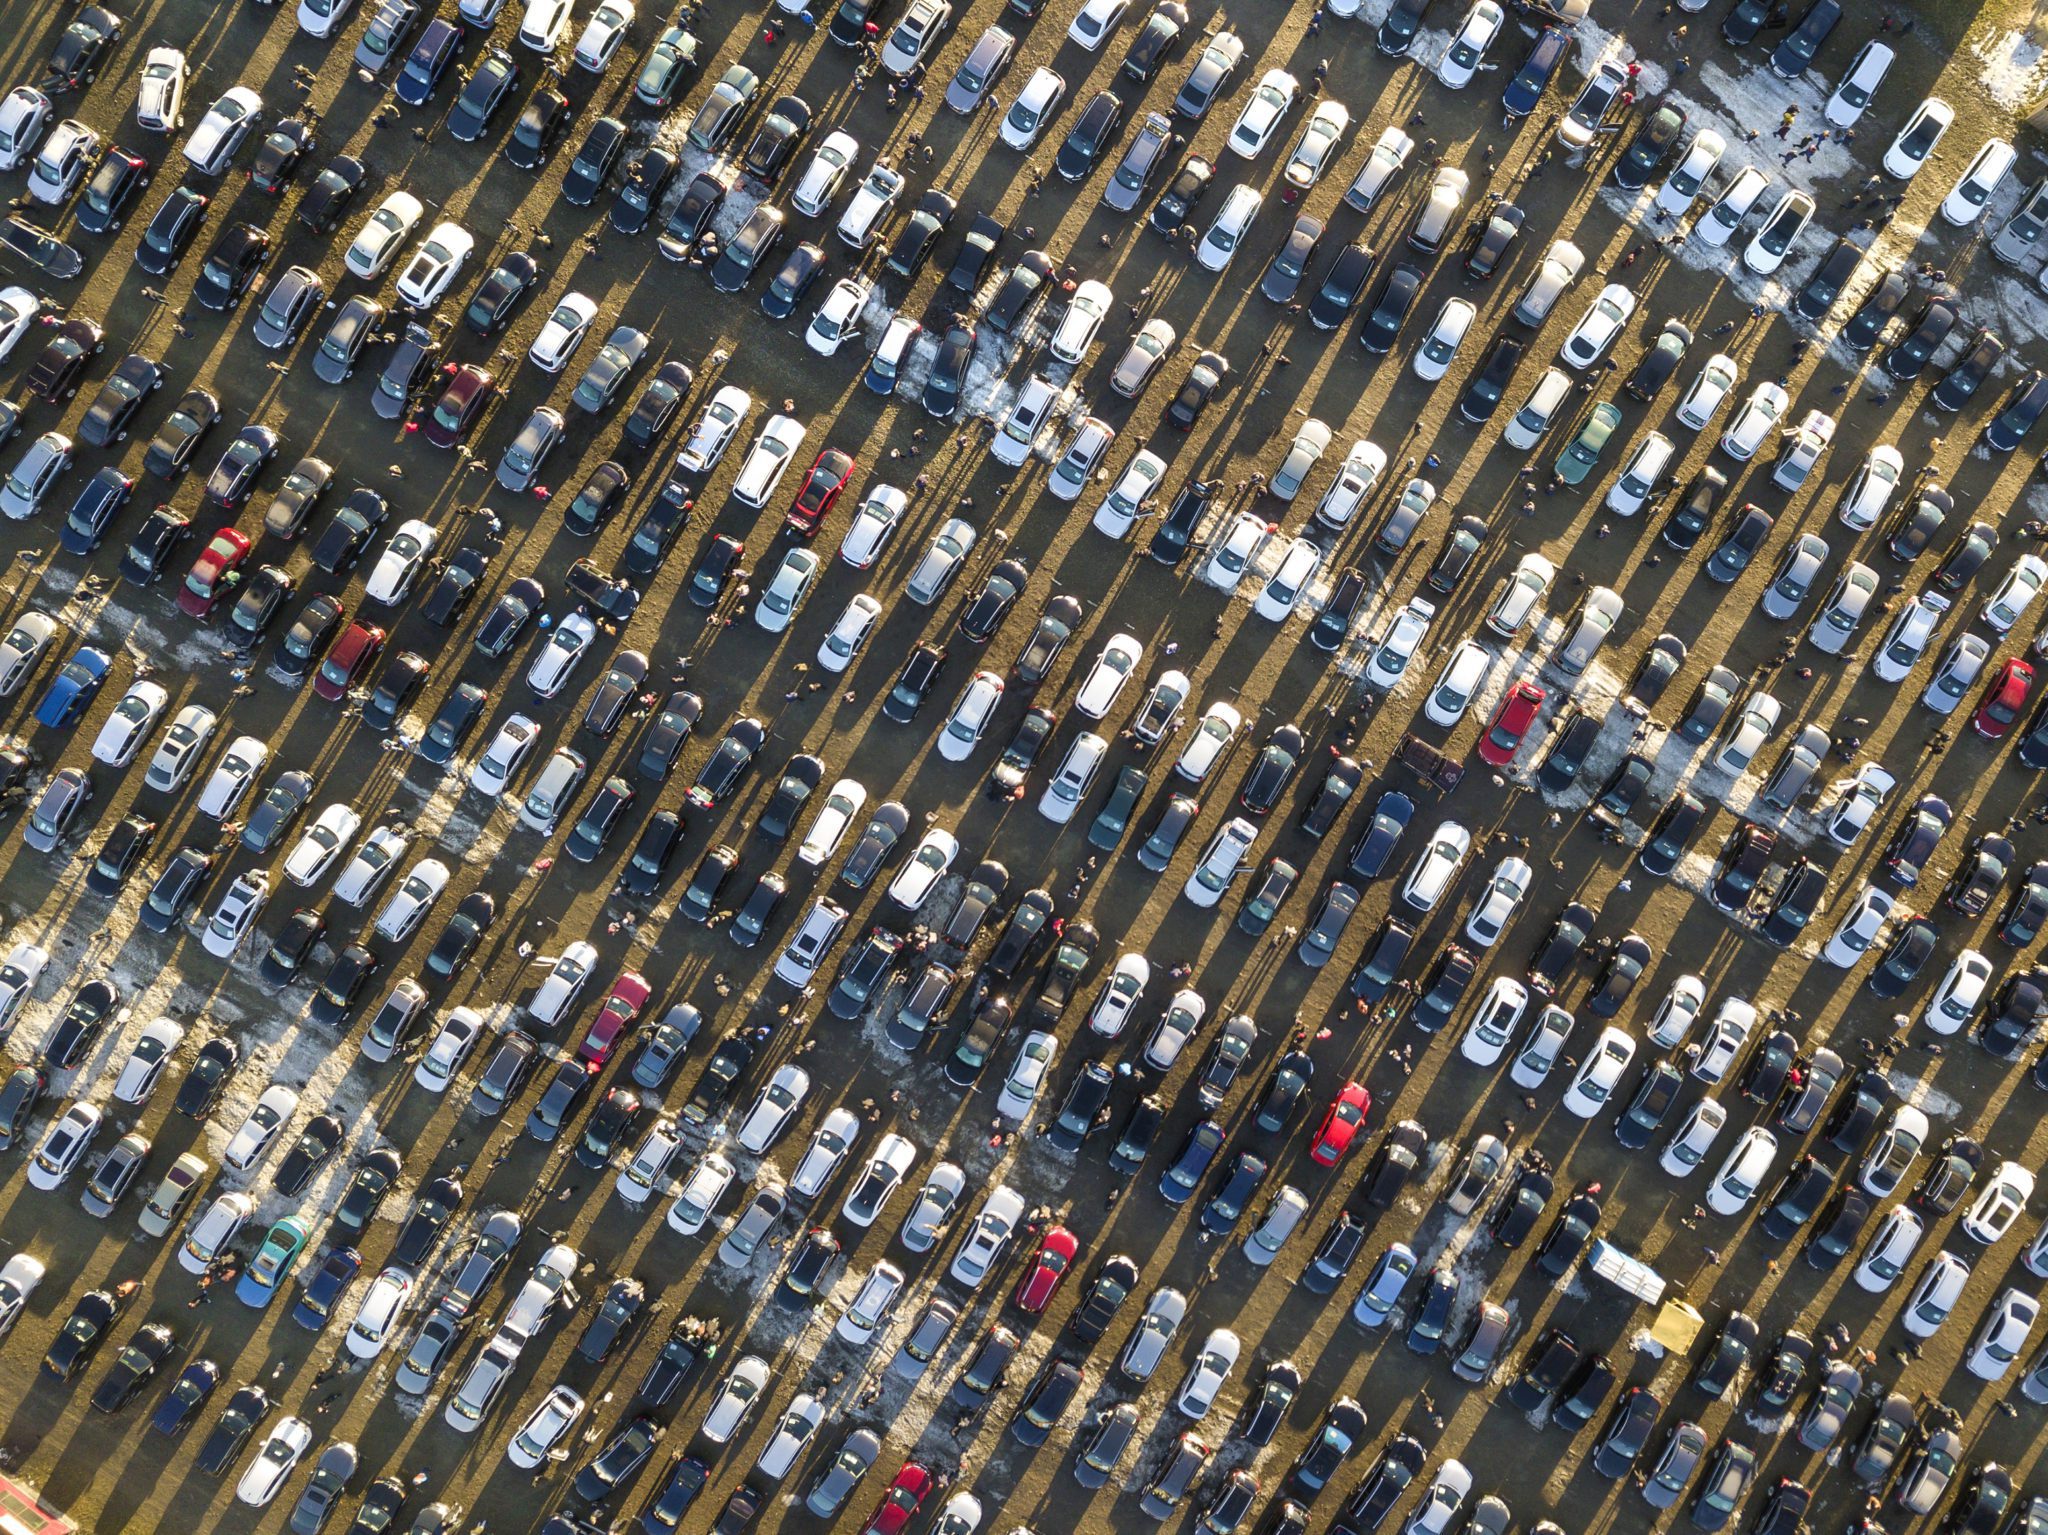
[{"left": 518, "top": 748, "right": 587, "bottom": 834}]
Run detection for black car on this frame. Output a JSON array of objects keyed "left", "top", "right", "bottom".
[
  {"left": 1148, "top": 478, "right": 1213, "bottom": 566},
  {"left": 1301, "top": 1212, "right": 1367, "bottom": 1296},
  {"left": 984, "top": 250, "right": 1056, "bottom": 335},
  {"left": 332, "top": 1148, "right": 403, "bottom": 1236},
  {"left": 1841, "top": 265, "right": 1911, "bottom": 351},
  {"left": 309, "top": 947, "right": 378, "bottom": 1030},
  {"left": 1593, "top": 1388, "right": 1659, "bottom": 1478},
  {"left": 611, "top": 146, "right": 678, "bottom": 235},
  {"left": 134, "top": 186, "right": 208, "bottom": 276},
  {"left": 1941, "top": 324, "right": 2012, "bottom": 414},
  {"left": 1769, "top": 0, "right": 1839, "bottom": 77},
  {"left": 757, "top": 754, "right": 823, "bottom": 839},
  {"left": 462, "top": 252, "right": 541, "bottom": 338},
  {"left": 576, "top": 1277, "right": 646, "bottom": 1364},
  {"left": 572, "top": 1417, "right": 660, "bottom": 1505},
  {"left": 945, "top": 210, "right": 1005, "bottom": 291},
  {"left": 191, "top": 223, "right": 269, "bottom": 311},
  {"left": 2000, "top": 863, "right": 2048, "bottom": 944},
  {"left": 1526, "top": 901, "right": 1594, "bottom": 996},
  {"left": 84, "top": 815, "right": 154, "bottom": 898},
  {"left": 1883, "top": 297, "right": 1959, "bottom": 381},
  {"left": 297, "top": 155, "right": 366, "bottom": 234},
  {"left": 1502, "top": 25, "right": 1569, "bottom": 117},
  {"left": 1340, "top": 1435, "right": 1426, "bottom": 1531},
  {"left": 561, "top": 115, "right": 626, "bottom": 205},
  {"left": 395, "top": 17, "right": 462, "bottom": 105},
  {"left": 1986, "top": 368, "right": 2048, "bottom": 452},
  {"left": 360, "top": 649, "right": 429, "bottom": 733},
  {"left": 709, "top": 204, "right": 785, "bottom": 293},
  {"left": 921, "top": 322, "right": 976, "bottom": 419},
  {"left": 46, "top": 5, "right": 122, "bottom": 88},
  {"left": 1535, "top": 1189, "right": 1601, "bottom": 1276},
  {"left": 759, "top": 242, "right": 826, "bottom": 322},
  {"left": 138, "top": 845, "right": 214, "bottom": 934},
  {"left": 886, "top": 189, "right": 954, "bottom": 279},
  {"left": 739, "top": 94, "right": 811, "bottom": 184},
  {"left": 1260, "top": 215, "right": 1322, "bottom": 305},
  {"left": 41, "top": 979, "right": 120, "bottom": 1071},
  {"left": 1047, "top": 1063, "right": 1114, "bottom": 1154},
  {"left": 1462, "top": 202, "right": 1525, "bottom": 279},
  {"left": 257, "top": 907, "right": 325, "bottom": 985},
  {"left": 1358, "top": 263, "right": 1422, "bottom": 354},
  {"left": 1309, "top": 240, "right": 1374, "bottom": 330},
  {"left": 75, "top": 145, "right": 151, "bottom": 236},
  {"left": 59, "top": 465, "right": 136, "bottom": 555},
  {"left": 1410, "top": 947, "right": 1475, "bottom": 1034},
  {"left": 1292, "top": 1397, "right": 1367, "bottom": 1491},
  {"left": 503, "top": 85, "right": 571, "bottom": 170},
  {"left": 1377, "top": 0, "right": 1432, "bottom": 55},
  {"left": 1761, "top": 860, "right": 1827, "bottom": 947},
  {"left": 1505, "top": 1328, "right": 1581, "bottom": 1413},
  {"left": 1692, "top": 1312, "right": 1758, "bottom": 1399},
  {"left": 1614, "top": 104, "right": 1685, "bottom": 188},
  {"left": 1149, "top": 154, "right": 1213, "bottom": 235},
  {"left": 1793, "top": 235, "right": 1864, "bottom": 321},
  {"left": 1457, "top": 337, "right": 1524, "bottom": 425},
  {"left": 657, "top": 165, "right": 733, "bottom": 261}
]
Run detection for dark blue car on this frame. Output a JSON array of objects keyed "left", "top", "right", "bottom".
[
  {"left": 291, "top": 1247, "right": 362, "bottom": 1332},
  {"left": 395, "top": 19, "right": 465, "bottom": 106},
  {"left": 1158, "top": 1118, "right": 1225, "bottom": 1206},
  {"left": 1346, "top": 790, "right": 1416, "bottom": 881},
  {"left": 33, "top": 646, "right": 110, "bottom": 729},
  {"left": 1501, "top": 27, "right": 1568, "bottom": 120}
]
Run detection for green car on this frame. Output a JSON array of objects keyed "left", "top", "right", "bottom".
[
  {"left": 235, "top": 1216, "right": 311, "bottom": 1308},
  {"left": 1556, "top": 401, "right": 1623, "bottom": 487}
]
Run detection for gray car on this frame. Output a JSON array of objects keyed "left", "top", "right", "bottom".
[
  {"left": 718, "top": 1184, "right": 786, "bottom": 1268},
  {"left": 1118, "top": 1286, "right": 1186, "bottom": 1380},
  {"left": 1760, "top": 532, "right": 1829, "bottom": 620},
  {"left": 23, "top": 766, "right": 90, "bottom": 853},
  {"left": 289, "top": 1441, "right": 357, "bottom": 1535},
  {"left": 1642, "top": 1420, "right": 1707, "bottom": 1510},
  {"left": 887, "top": 1297, "right": 959, "bottom": 1381},
  {"left": 1102, "top": 110, "right": 1172, "bottom": 213},
  {"left": 252, "top": 265, "right": 324, "bottom": 350},
  {"left": 804, "top": 1427, "right": 880, "bottom": 1517},
  {"left": 943, "top": 24, "right": 1014, "bottom": 113},
  {"left": 496, "top": 406, "right": 564, "bottom": 492}
]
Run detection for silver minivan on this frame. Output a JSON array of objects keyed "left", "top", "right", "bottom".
[
  {"left": 517, "top": 747, "right": 587, "bottom": 834},
  {"left": 1552, "top": 586, "right": 1623, "bottom": 677}
]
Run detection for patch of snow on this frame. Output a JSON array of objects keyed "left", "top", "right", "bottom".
[
  {"left": 1630, "top": 1328, "right": 1666, "bottom": 1358},
  {"left": 1970, "top": 29, "right": 2048, "bottom": 114},
  {"left": 1884, "top": 1070, "right": 1963, "bottom": 1119}
]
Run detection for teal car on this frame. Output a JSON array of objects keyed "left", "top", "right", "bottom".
[
  {"left": 1556, "top": 401, "right": 1623, "bottom": 487},
  {"left": 235, "top": 1216, "right": 311, "bottom": 1308}
]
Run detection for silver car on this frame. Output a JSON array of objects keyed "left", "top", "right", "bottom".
[{"left": 1118, "top": 1286, "right": 1187, "bottom": 1380}]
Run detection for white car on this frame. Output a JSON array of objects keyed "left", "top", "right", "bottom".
[
  {"left": 1463, "top": 857, "right": 1530, "bottom": 947},
  {"left": 1459, "top": 977, "right": 1528, "bottom": 1068},
  {"left": 1659, "top": 1099, "right": 1727, "bottom": 1178},
  {"left": 990, "top": 375, "right": 1064, "bottom": 469},
  {"left": 1713, "top": 693, "right": 1780, "bottom": 775},
  {"left": 755, "top": 548, "right": 820, "bottom": 635},
  {"left": 949, "top": 1184, "right": 1025, "bottom": 1287},
  {"left": 1272, "top": 419, "right": 1331, "bottom": 500},
  {"left": 1922, "top": 633, "right": 1988, "bottom": 713},
  {"left": 507, "top": 1386, "right": 586, "bottom": 1470},
  {"left": 1400, "top": 821, "right": 1471, "bottom": 913},
  {"left": 1183, "top": 819, "right": 1256, "bottom": 908},
  {"left": 887, "top": 828, "right": 958, "bottom": 909},
  {"left": 1175, "top": 1329, "right": 1240, "bottom": 1418},
  {"left": 183, "top": 87, "right": 262, "bottom": 176},
  {"left": 731, "top": 414, "right": 807, "bottom": 508},
  {"left": 1066, "top": 0, "right": 1127, "bottom": 48},
  {"left": 1837, "top": 445, "right": 1905, "bottom": 529},
  {"left": 1647, "top": 976, "right": 1706, "bottom": 1050},
  {"left": 1965, "top": 1289, "right": 2037, "bottom": 1380},
  {"left": 1962, "top": 1162, "right": 2035, "bottom": 1245},
  {"left": 1227, "top": 69, "right": 1298, "bottom": 159},
  {"left": 797, "top": 778, "right": 866, "bottom": 867},
  {"left": 283, "top": 803, "right": 362, "bottom": 887},
  {"left": 180, "top": 1192, "right": 254, "bottom": 1275},
  {"left": 837, "top": 162, "right": 903, "bottom": 248},
  {"left": 1874, "top": 594, "right": 1943, "bottom": 683},
  {"left": 201, "top": 871, "right": 270, "bottom": 958},
  {"left": 1706, "top": 1127, "right": 1777, "bottom": 1216},
  {"left": 663, "top": 1152, "right": 736, "bottom": 1235},
  {"left": 855, "top": 555, "right": 939, "bottom": 651},
  {"left": 1368, "top": 599, "right": 1435, "bottom": 691},
  {"left": 1254, "top": 538, "right": 1320, "bottom": 622},
  {"left": 615, "top": 1119, "right": 681, "bottom": 1206},
  {"left": 1721, "top": 381, "right": 1789, "bottom": 461},
  {"left": 572, "top": 0, "right": 633, "bottom": 69},
  {"left": 938, "top": 672, "right": 1003, "bottom": 762},
  {"left": 0, "top": 88, "right": 49, "bottom": 172},
  {"left": 1197, "top": 183, "right": 1262, "bottom": 271},
  {"left": 1094, "top": 450, "right": 1167, "bottom": 538},
  {"left": 1559, "top": 284, "right": 1635, "bottom": 369},
  {"left": 1203, "top": 511, "right": 1274, "bottom": 592},
  {"left": 1508, "top": 1006, "right": 1572, "bottom": 1088},
  {"left": 1606, "top": 431, "right": 1675, "bottom": 516},
  {"left": 1436, "top": 0, "right": 1503, "bottom": 88},
  {"left": 1653, "top": 129, "right": 1726, "bottom": 218},
  {"left": 1089, "top": 952, "right": 1150, "bottom": 1038},
  {"left": 236, "top": 1418, "right": 312, "bottom": 1507},
  {"left": 881, "top": 0, "right": 952, "bottom": 73},
  {"left": 1284, "top": 99, "right": 1349, "bottom": 188},
  {"left": 0, "top": 609, "right": 54, "bottom": 696},
  {"left": 0, "top": 1252, "right": 44, "bottom": 1337},
  {"left": 1854, "top": 1206, "right": 1925, "bottom": 1292},
  {"left": 518, "top": 0, "right": 574, "bottom": 49},
  {"left": 1562, "top": 1027, "right": 1635, "bottom": 1117},
  {"left": 1825, "top": 885, "right": 1894, "bottom": 968},
  {"left": 414, "top": 1008, "right": 485, "bottom": 1094},
  {"left": 527, "top": 612, "right": 598, "bottom": 699},
  {"left": 364, "top": 518, "right": 439, "bottom": 605},
  {"left": 676, "top": 385, "right": 751, "bottom": 474},
  {"left": 1883, "top": 96, "right": 1952, "bottom": 180},
  {"left": 1142, "top": 991, "right": 1205, "bottom": 1073},
  {"left": 999, "top": 68, "right": 1064, "bottom": 151},
  {"left": 0, "top": 941, "right": 47, "bottom": 1040},
  {"left": 1038, "top": 733, "right": 1106, "bottom": 824},
  {"left": 374, "top": 856, "right": 450, "bottom": 942},
  {"left": 835, "top": 1268, "right": 905, "bottom": 1347},
  {"left": 1982, "top": 554, "right": 2048, "bottom": 633},
  {"left": 1075, "top": 633, "right": 1143, "bottom": 719},
  {"left": 1313, "top": 441, "right": 1387, "bottom": 531},
  {"left": 222, "top": 1085, "right": 300, "bottom": 1172},
  {"left": 701, "top": 1356, "right": 772, "bottom": 1445},
  {"left": 90, "top": 680, "right": 169, "bottom": 767},
  {"left": 1424, "top": 642, "right": 1492, "bottom": 728},
  {"left": 25, "top": 120, "right": 94, "bottom": 207},
  {"left": 1674, "top": 353, "right": 1739, "bottom": 431},
  {"left": 791, "top": 130, "right": 859, "bottom": 216},
  {"left": 394, "top": 223, "right": 475, "bottom": 309},
  {"left": 528, "top": 292, "right": 599, "bottom": 373},
  {"left": 1901, "top": 1249, "right": 1970, "bottom": 1338},
  {"left": 1049, "top": 418, "right": 1115, "bottom": 501},
  {"left": 1050, "top": 280, "right": 1112, "bottom": 365},
  {"left": 1344, "top": 125, "right": 1413, "bottom": 213},
  {"left": 26, "top": 1102, "right": 100, "bottom": 1191},
  {"left": 1772, "top": 407, "right": 1835, "bottom": 491},
  {"left": 1692, "top": 999, "right": 1755, "bottom": 1083},
  {"left": 345, "top": 191, "right": 425, "bottom": 280},
  {"left": 1942, "top": 138, "right": 2016, "bottom": 227},
  {"left": 333, "top": 824, "right": 407, "bottom": 907},
  {"left": 144, "top": 704, "right": 218, "bottom": 793},
  {"left": 789, "top": 1108, "right": 861, "bottom": 1201},
  {"left": 843, "top": 1135, "right": 919, "bottom": 1229},
  {"left": 1826, "top": 39, "right": 1893, "bottom": 126},
  {"left": 1807, "top": 560, "right": 1876, "bottom": 654},
  {"left": 1924, "top": 950, "right": 1992, "bottom": 1035},
  {"left": 1173, "top": 701, "right": 1241, "bottom": 784},
  {"left": 1486, "top": 552, "right": 1554, "bottom": 638},
  {"left": 1413, "top": 298, "right": 1475, "bottom": 382},
  {"left": 345, "top": 1266, "right": 413, "bottom": 1358},
  {"left": 1741, "top": 190, "right": 1814, "bottom": 275},
  {"left": 1695, "top": 165, "right": 1771, "bottom": 248},
  {"left": 995, "top": 1031, "right": 1057, "bottom": 1121},
  {"left": 470, "top": 715, "right": 540, "bottom": 799},
  {"left": 298, "top": 0, "right": 356, "bottom": 37},
  {"left": 839, "top": 486, "right": 905, "bottom": 569},
  {"left": 806, "top": 276, "right": 872, "bottom": 356},
  {"left": 1823, "top": 762, "right": 1896, "bottom": 845},
  {"left": 866, "top": 314, "right": 919, "bottom": 393},
  {"left": 735, "top": 1063, "right": 811, "bottom": 1153}
]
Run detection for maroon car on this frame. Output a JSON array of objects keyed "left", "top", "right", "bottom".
[{"left": 421, "top": 364, "right": 496, "bottom": 448}]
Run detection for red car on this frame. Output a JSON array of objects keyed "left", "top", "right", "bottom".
[
  {"left": 177, "top": 527, "right": 252, "bottom": 619},
  {"left": 1014, "top": 1224, "right": 1078, "bottom": 1313},
  {"left": 1974, "top": 658, "right": 2033, "bottom": 739},
  {"left": 1308, "top": 1081, "right": 1371, "bottom": 1166},
  {"left": 860, "top": 1462, "right": 933, "bottom": 1535},
  {"left": 1476, "top": 679, "right": 1546, "bottom": 767},
  {"left": 421, "top": 363, "right": 496, "bottom": 448},
  {"left": 313, "top": 622, "right": 385, "bottom": 701},
  {"left": 576, "top": 970, "right": 652, "bottom": 1069},
  {"left": 783, "top": 447, "right": 855, "bottom": 537}
]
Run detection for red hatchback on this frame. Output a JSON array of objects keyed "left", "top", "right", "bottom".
[
  {"left": 1308, "top": 1081, "right": 1371, "bottom": 1166},
  {"left": 1974, "top": 658, "right": 2033, "bottom": 739},
  {"left": 1014, "top": 1224, "right": 1078, "bottom": 1313},
  {"left": 313, "top": 622, "right": 386, "bottom": 701},
  {"left": 1477, "top": 679, "right": 1546, "bottom": 767},
  {"left": 177, "top": 527, "right": 251, "bottom": 618},
  {"left": 860, "top": 1462, "right": 933, "bottom": 1535},
  {"left": 784, "top": 447, "right": 855, "bottom": 537},
  {"left": 421, "top": 363, "right": 496, "bottom": 448},
  {"left": 576, "top": 970, "right": 652, "bottom": 1069}
]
